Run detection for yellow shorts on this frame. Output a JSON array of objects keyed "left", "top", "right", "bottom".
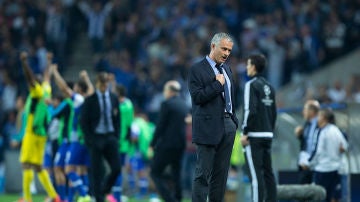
[{"left": 19, "top": 131, "right": 47, "bottom": 165}]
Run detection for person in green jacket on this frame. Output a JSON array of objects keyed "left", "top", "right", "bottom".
[{"left": 129, "top": 113, "right": 154, "bottom": 197}]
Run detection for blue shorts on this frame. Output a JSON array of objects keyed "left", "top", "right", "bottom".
[
  {"left": 54, "top": 142, "right": 69, "bottom": 167},
  {"left": 129, "top": 154, "right": 147, "bottom": 171},
  {"left": 120, "top": 152, "right": 127, "bottom": 166},
  {"left": 43, "top": 141, "right": 53, "bottom": 168},
  {"left": 65, "top": 142, "right": 90, "bottom": 166},
  {"left": 43, "top": 140, "right": 58, "bottom": 168}
]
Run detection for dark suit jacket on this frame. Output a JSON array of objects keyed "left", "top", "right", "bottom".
[
  {"left": 188, "top": 58, "right": 238, "bottom": 145},
  {"left": 80, "top": 91, "right": 120, "bottom": 146},
  {"left": 151, "top": 95, "right": 189, "bottom": 150}
]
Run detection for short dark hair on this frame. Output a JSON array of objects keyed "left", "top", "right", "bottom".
[
  {"left": 96, "top": 72, "right": 108, "bottom": 84},
  {"left": 320, "top": 108, "right": 336, "bottom": 124},
  {"left": 247, "top": 54, "right": 267, "bottom": 73},
  {"left": 35, "top": 74, "right": 43, "bottom": 83},
  {"left": 76, "top": 80, "right": 88, "bottom": 94},
  {"left": 115, "top": 84, "right": 127, "bottom": 97}
]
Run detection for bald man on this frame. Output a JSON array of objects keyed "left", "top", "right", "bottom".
[
  {"left": 150, "top": 80, "right": 190, "bottom": 202},
  {"left": 295, "top": 99, "right": 320, "bottom": 184}
]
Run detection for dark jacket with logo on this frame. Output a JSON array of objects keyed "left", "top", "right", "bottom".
[{"left": 241, "top": 75, "right": 277, "bottom": 138}]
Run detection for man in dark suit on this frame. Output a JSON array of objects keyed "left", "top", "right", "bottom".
[
  {"left": 188, "top": 32, "right": 238, "bottom": 202},
  {"left": 150, "top": 80, "right": 189, "bottom": 202},
  {"left": 295, "top": 100, "right": 320, "bottom": 184},
  {"left": 80, "top": 72, "right": 121, "bottom": 202}
]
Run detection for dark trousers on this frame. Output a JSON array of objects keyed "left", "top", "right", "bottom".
[
  {"left": 150, "top": 148, "right": 184, "bottom": 202},
  {"left": 244, "top": 138, "right": 277, "bottom": 202},
  {"left": 298, "top": 166, "right": 313, "bottom": 184},
  {"left": 88, "top": 134, "right": 121, "bottom": 202},
  {"left": 313, "top": 171, "right": 341, "bottom": 202},
  {"left": 192, "top": 117, "right": 236, "bottom": 202}
]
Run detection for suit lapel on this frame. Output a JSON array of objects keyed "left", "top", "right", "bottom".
[
  {"left": 109, "top": 94, "right": 117, "bottom": 117},
  {"left": 93, "top": 93, "right": 101, "bottom": 116},
  {"left": 201, "top": 58, "right": 216, "bottom": 78},
  {"left": 201, "top": 59, "right": 226, "bottom": 103},
  {"left": 202, "top": 58, "right": 236, "bottom": 109},
  {"left": 223, "top": 64, "right": 233, "bottom": 82}
]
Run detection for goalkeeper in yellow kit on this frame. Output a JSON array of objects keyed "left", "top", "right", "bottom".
[{"left": 18, "top": 52, "right": 60, "bottom": 202}]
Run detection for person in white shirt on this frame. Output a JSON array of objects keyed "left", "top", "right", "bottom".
[{"left": 309, "top": 108, "right": 348, "bottom": 202}]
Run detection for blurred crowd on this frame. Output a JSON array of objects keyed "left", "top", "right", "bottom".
[
  {"left": 0, "top": 0, "right": 360, "bottom": 148},
  {"left": 91, "top": 0, "right": 360, "bottom": 122},
  {"left": 285, "top": 74, "right": 360, "bottom": 107},
  {"left": 0, "top": 0, "right": 84, "bottom": 90},
  {"left": 0, "top": 0, "right": 86, "bottom": 161}
]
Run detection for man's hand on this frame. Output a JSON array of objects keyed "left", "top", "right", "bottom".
[
  {"left": 240, "top": 135, "right": 249, "bottom": 146},
  {"left": 216, "top": 74, "right": 225, "bottom": 85},
  {"left": 10, "top": 140, "right": 20, "bottom": 149},
  {"left": 44, "top": 98, "right": 52, "bottom": 105},
  {"left": 49, "top": 64, "right": 58, "bottom": 75},
  {"left": 47, "top": 52, "right": 53, "bottom": 62},
  {"left": 20, "top": 52, "right": 28, "bottom": 62},
  {"left": 79, "top": 70, "right": 89, "bottom": 79},
  {"left": 147, "top": 147, "right": 154, "bottom": 159},
  {"left": 294, "top": 126, "right": 303, "bottom": 138},
  {"left": 300, "top": 164, "right": 309, "bottom": 170},
  {"left": 339, "top": 143, "right": 346, "bottom": 153},
  {"left": 185, "top": 114, "right": 192, "bottom": 124}
]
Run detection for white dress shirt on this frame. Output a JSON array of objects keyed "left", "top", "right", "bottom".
[{"left": 95, "top": 90, "right": 114, "bottom": 134}]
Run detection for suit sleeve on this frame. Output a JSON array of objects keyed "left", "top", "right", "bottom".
[
  {"left": 80, "top": 97, "right": 92, "bottom": 144},
  {"left": 114, "top": 96, "right": 120, "bottom": 138},
  {"left": 188, "top": 64, "right": 224, "bottom": 105},
  {"left": 242, "top": 81, "right": 257, "bottom": 135},
  {"left": 151, "top": 101, "right": 169, "bottom": 148}
]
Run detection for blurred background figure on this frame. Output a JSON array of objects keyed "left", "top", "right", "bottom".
[
  {"left": 150, "top": 80, "right": 189, "bottom": 202},
  {"left": 80, "top": 72, "right": 121, "bottom": 202},
  {"left": 295, "top": 100, "right": 320, "bottom": 184},
  {"left": 309, "top": 108, "right": 348, "bottom": 202},
  {"left": 126, "top": 112, "right": 154, "bottom": 198},
  {"left": 181, "top": 114, "right": 196, "bottom": 198},
  {"left": 106, "top": 82, "right": 134, "bottom": 202},
  {"left": 78, "top": 0, "right": 113, "bottom": 53},
  {"left": 18, "top": 51, "right": 60, "bottom": 202}
]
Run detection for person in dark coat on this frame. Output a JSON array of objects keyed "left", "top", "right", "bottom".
[{"left": 150, "top": 80, "right": 189, "bottom": 202}]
